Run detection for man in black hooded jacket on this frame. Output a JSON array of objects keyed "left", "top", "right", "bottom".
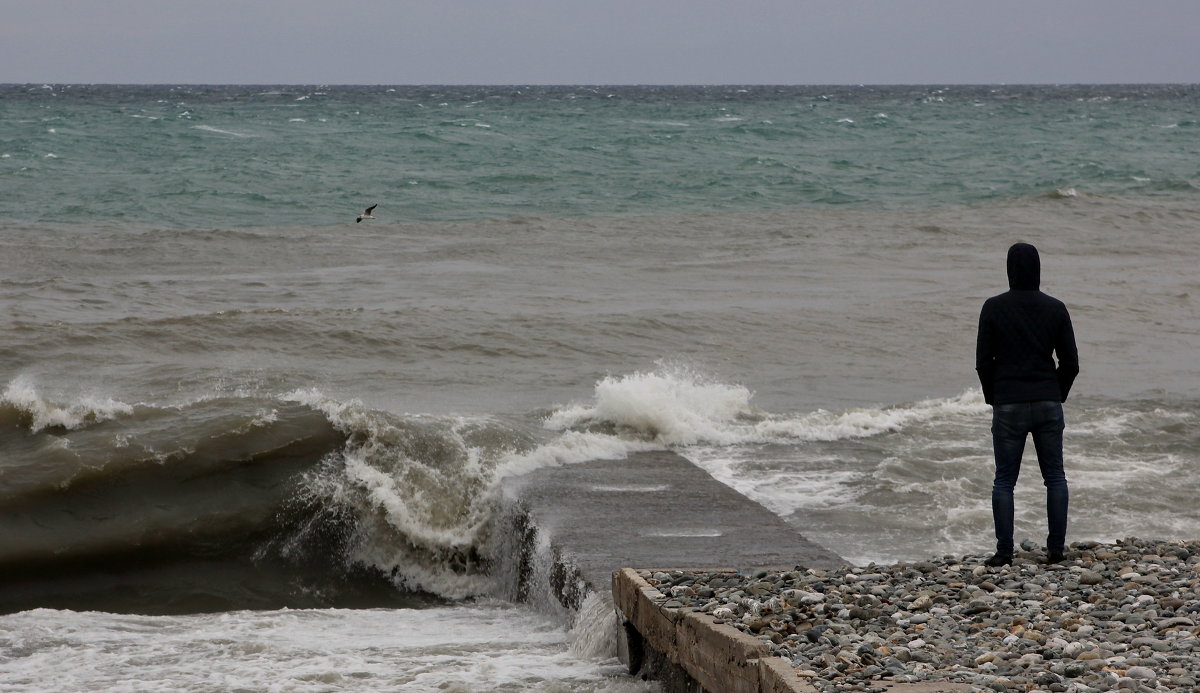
[{"left": 976, "top": 242, "right": 1079, "bottom": 566}]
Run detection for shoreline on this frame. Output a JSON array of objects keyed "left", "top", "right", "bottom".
[{"left": 616, "top": 538, "right": 1199, "bottom": 692}]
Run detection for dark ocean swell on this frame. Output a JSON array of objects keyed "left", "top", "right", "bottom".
[{"left": 0, "top": 384, "right": 542, "bottom": 615}]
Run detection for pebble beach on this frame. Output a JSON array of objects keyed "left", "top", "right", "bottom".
[{"left": 640, "top": 538, "right": 1200, "bottom": 693}]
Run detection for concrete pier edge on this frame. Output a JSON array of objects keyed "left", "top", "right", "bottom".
[
  {"left": 612, "top": 567, "right": 809, "bottom": 693},
  {"left": 612, "top": 568, "right": 977, "bottom": 693}
]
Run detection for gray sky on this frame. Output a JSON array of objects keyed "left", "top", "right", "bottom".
[{"left": 3, "top": 0, "right": 1198, "bottom": 85}]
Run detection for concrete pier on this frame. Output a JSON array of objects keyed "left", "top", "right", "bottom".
[
  {"left": 501, "top": 450, "right": 845, "bottom": 592},
  {"left": 501, "top": 450, "right": 844, "bottom": 691},
  {"left": 502, "top": 451, "right": 977, "bottom": 693}
]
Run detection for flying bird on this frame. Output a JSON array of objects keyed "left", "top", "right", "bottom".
[{"left": 356, "top": 204, "right": 377, "bottom": 223}]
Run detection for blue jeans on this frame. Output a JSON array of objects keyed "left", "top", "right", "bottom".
[{"left": 991, "top": 401, "right": 1069, "bottom": 556}]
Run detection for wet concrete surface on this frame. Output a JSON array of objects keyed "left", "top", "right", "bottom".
[{"left": 502, "top": 450, "right": 846, "bottom": 592}]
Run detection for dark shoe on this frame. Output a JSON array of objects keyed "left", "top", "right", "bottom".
[
  {"left": 1045, "top": 550, "right": 1065, "bottom": 564},
  {"left": 984, "top": 554, "right": 1013, "bottom": 567}
]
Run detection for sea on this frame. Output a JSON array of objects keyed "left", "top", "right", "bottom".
[{"left": 2, "top": 83, "right": 1199, "bottom": 691}]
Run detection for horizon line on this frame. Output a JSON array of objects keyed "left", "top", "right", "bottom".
[{"left": 4, "top": 81, "right": 1198, "bottom": 88}]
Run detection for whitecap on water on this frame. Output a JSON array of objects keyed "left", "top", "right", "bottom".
[
  {"left": 1, "top": 375, "right": 134, "bottom": 433},
  {"left": 191, "top": 124, "right": 253, "bottom": 138}
]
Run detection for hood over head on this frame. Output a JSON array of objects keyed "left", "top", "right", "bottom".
[{"left": 1007, "top": 242, "right": 1041, "bottom": 290}]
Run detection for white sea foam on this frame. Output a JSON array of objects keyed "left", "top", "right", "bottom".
[
  {"left": 0, "top": 604, "right": 647, "bottom": 693},
  {"left": 685, "top": 457, "right": 865, "bottom": 516},
  {"left": 340, "top": 442, "right": 484, "bottom": 548},
  {"left": 758, "top": 390, "right": 989, "bottom": 443},
  {"left": 545, "top": 365, "right": 987, "bottom": 448},
  {"left": 192, "top": 124, "right": 253, "bottom": 138},
  {"left": 248, "top": 407, "right": 278, "bottom": 427},
  {"left": 1071, "top": 405, "right": 1192, "bottom": 436},
  {"left": 568, "top": 592, "right": 623, "bottom": 661},
  {"left": 1068, "top": 450, "right": 1186, "bottom": 490},
  {"left": 544, "top": 365, "right": 755, "bottom": 446},
  {"left": 497, "top": 430, "right": 660, "bottom": 478},
  {"left": 2, "top": 376, "right": 134, "bottom": 432}
]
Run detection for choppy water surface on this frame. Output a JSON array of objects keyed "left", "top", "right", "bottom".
[{"left": 2, "top": 84, "right": 1199, "bottom": 691}]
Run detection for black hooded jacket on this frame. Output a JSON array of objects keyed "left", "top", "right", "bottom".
[{"left": 976, "top": 243, "right": 1079, "bottom": 405}]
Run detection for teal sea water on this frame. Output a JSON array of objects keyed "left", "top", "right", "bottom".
[
  {"left": 4, "top": 84, "right": 1199, "bottom": 226},
  {"left": 2, "top": 84, "right": 1200, "bottom": 691}
]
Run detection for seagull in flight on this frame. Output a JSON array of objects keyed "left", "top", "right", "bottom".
[{"left": 356, "top": 204, "right": 377, "bottom": 223}]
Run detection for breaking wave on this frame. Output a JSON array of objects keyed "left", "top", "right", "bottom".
[
  {"left": 1, "top": 375, "right": 134, "bottom": 433},
  {"left": 544, "top": 363, "right": 988, "bottom": 447},
  {"left": 0, "top": 368, "right": 990, "bottom": 614}
]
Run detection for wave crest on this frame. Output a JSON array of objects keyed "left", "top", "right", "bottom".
[
  {"left": 283, "top": 388, "right": 545, "bottom": 597},
  {"left": 1, "top": 376, "right": 134, "bottom": 433},
  {"left": 545, "top": 365, "right": 988, "bottom": 447},
  {"left": 545, "top": 364, "right": 756, "bottom": 445}
]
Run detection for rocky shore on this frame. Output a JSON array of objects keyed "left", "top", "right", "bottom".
[{"left": 639, "top": 538, "right": 1200, "bottom": 692}]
